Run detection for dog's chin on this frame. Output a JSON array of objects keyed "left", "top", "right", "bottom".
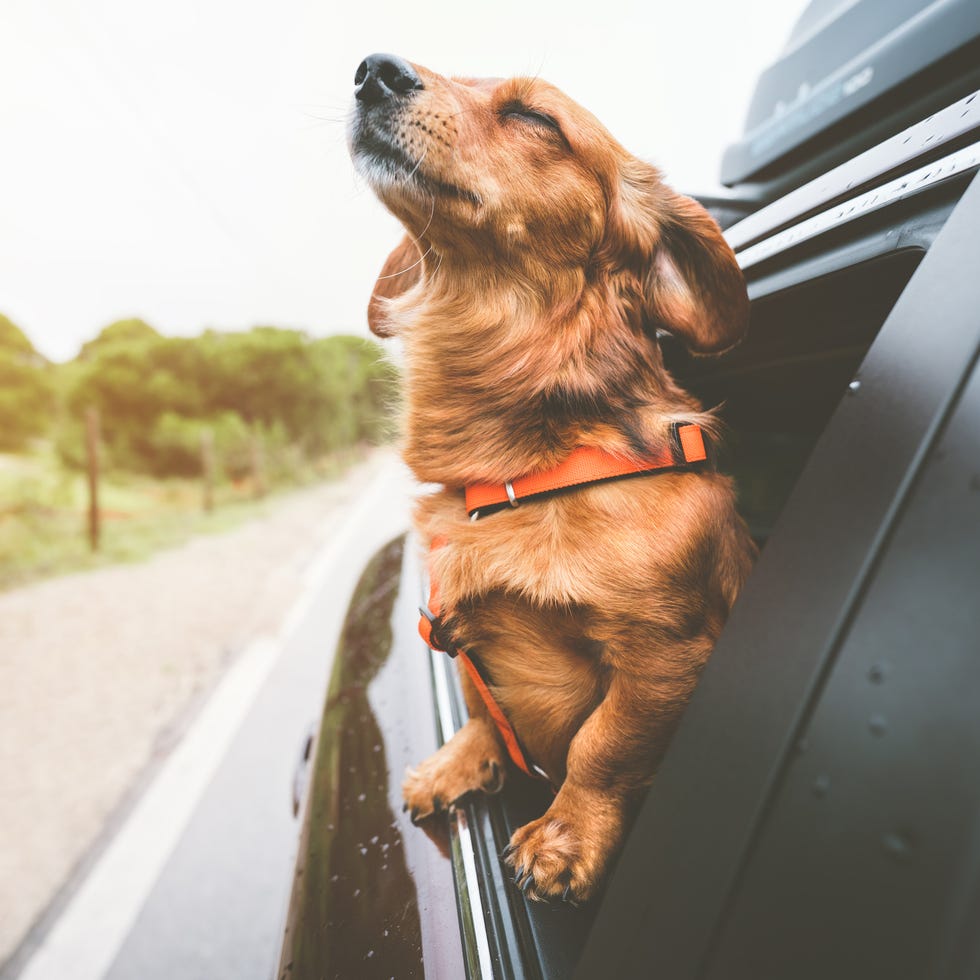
[
  {"left": 352, "top": 156, "right": 437, "bottom": 240},
  {"left": 362, "top": 158, "right": 481, "bottom": 213},
  {"left": 352, "top": 146, "right": 425, "bottom": 199},
  {"left": 350, "top": 123, "right": 482, "bottom": 217}
]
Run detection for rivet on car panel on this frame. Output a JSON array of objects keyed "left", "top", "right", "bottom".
[{"left": 881, "top": 832, "right": 914, "bottom": 863}]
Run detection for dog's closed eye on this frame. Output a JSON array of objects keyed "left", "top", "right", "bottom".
[{"left": 500, "top": 102, "right": 568, "bottom": 145}]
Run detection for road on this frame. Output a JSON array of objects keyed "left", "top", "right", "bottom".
[{"left": 14, "top": 454, "right": 416, "bottom": 980}]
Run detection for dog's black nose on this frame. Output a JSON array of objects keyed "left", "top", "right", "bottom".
[{"left": 354, "top": 53, "right": 423, "bottom": 105}]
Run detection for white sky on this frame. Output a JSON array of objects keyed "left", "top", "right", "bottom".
[{"left": 0, "top": 0, "right": 808, "bottom": 362}]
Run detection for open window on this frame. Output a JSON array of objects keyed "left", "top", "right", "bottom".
[{"left": 662, "top": 248, "right": 926, "bottom": 542}]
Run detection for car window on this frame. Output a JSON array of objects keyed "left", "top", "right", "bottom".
[{"left": 663, "top": 248, "right": 925, "bottom": 541}]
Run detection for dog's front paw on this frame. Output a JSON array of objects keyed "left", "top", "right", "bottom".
[
  {"left": 402, "top": 718, "right": 506, "bottom": 822},
  {"left": 503, "top": 802, "right": 624, "bottom": 905}
]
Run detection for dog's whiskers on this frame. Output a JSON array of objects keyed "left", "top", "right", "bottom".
[
  {"left": 414, "top": 191, "right": 437, "bottom": 242},
  {"left": 403, "top": 145, "right": 429, "bottom": 182},
  {"left": 375, "top": 193, "right": 437, "bottom": 281},
  {"left": 299, "top": 110, "right": 347, "bottom": 125}
]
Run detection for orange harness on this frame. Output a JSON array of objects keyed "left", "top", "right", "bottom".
[
  {"left": 464, "top": 423, "right": 707, "bottom": 518},
  {"left": 418, "top": 423, "right": 709, "bottom": 782},
  {"left": 418, "top": 539, "right": 547, "bottom": 781}
]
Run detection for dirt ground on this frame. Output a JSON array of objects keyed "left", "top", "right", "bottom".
[{"left": 0, "top": 449, "right": 394, "bottom": 966}]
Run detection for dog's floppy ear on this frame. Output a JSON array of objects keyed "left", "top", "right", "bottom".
[
  {"left": 367, "top": 235, "right": 423, "bottom": 338},
  {"left": 614, "top": 161, "right": 748, "bottom": 354}
]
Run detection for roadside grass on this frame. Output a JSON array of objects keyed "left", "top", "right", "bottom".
[{"left": 0, "top": 446, "right": 360, "bottom": 592}]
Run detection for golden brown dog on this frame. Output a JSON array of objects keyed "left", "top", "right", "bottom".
[{"left": 348, "top": 53, "right": 756, "bottom": 904}]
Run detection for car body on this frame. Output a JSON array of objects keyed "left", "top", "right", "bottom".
[{"left": 278, "top": 2, "right": 980, "bottom": 976}]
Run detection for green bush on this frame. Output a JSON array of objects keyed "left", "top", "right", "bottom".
[
  {"left": 57, "top": 324, "right": 399, "bottom": 478},
  {"left": 146, "top": 411, "right": 258, "bottom": 479}
]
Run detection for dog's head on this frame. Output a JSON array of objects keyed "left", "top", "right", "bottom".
[{"left": 349, "top": 53, "right": 747, "bottom": 355}]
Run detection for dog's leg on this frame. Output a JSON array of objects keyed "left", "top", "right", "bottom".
[
  {"left": 502, "top": 653, "right": 704, "bottom": 904},
  {"left": 402, "top": 667, "right": 508, "bottom": 821}
]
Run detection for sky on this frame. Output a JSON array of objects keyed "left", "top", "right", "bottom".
[{"left": 0, "top": 0, "right": 809, "bottom": 362}]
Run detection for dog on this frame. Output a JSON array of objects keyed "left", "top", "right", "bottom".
[{"left": 348, "top": 53, "right": 756, "bottom": 904}]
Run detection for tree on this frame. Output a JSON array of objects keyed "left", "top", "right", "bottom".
[
  {"left": 310, "top": 335, "right": 399, "bottom": 450},
  {"left": 61, "top": 323, "right": 398, "bottom": 475},
  {"left": 78, "top": 318, "right": 160, "bottom": 360},
  {"left": 0, "top": 313, "right": 36, "bottom": 357},
  {"left": 0, "top": 313, "right": 52, "bottom": 450}
]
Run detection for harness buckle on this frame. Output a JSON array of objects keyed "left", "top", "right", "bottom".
[
  {"left": 531, "top": 763, "right": 552, "bottom": 783},
  {"left": 669, "top": 421, "right": 709, "bottom": 466},
  {"left": 419, "top": 605, "right": 458, "bottom": 657}
]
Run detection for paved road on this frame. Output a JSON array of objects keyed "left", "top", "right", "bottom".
[{"left": 16, "top": 455, "right": 416, "bottom": 980}]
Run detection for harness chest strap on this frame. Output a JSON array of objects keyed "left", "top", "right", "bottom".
[{"left": 464, "top": 423, "right": 707, "bottom": 517}]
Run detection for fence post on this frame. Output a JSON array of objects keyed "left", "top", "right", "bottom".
[
  {"left": 201, "top": 428, "right": 215, "bottom": 513},
  {"left": 85, "top": 407, "right": 101, "bottom": 551},
  {"left": 250, "top": 430, "right": 266, "bottom": 499}
]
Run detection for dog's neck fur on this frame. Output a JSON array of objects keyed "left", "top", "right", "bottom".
[{"left": 393, "top": 255, "right": 709, "bottom": 488}]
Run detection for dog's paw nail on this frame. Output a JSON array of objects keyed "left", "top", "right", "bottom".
[
  {"left": 410, "top": 807, "right": 422, "bottom": 825},
  {"left": 520, "top": 874, "right": 535, "bottom": 895},
  {"left": 513, "top": 864, "right": 525, "bottom": 883},
  {"left": 501, "top": 842, "right": 516, "bottom": 860},
  {"left": 402, "top": 801, "right": 408, "bottom": 813},
  {"left": 432, "top": 795, "right": 444, "bottom": 812}
]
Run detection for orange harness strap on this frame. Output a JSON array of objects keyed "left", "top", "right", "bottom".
[
  {"left": 418, "top": 537, "right": 542, "bottom": 781},
  {"left": 418, "top": 426, "right": 710, "bottom": 784},
  {"left": 464, "top": 423, "right": 707, "bottom": 518}
]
